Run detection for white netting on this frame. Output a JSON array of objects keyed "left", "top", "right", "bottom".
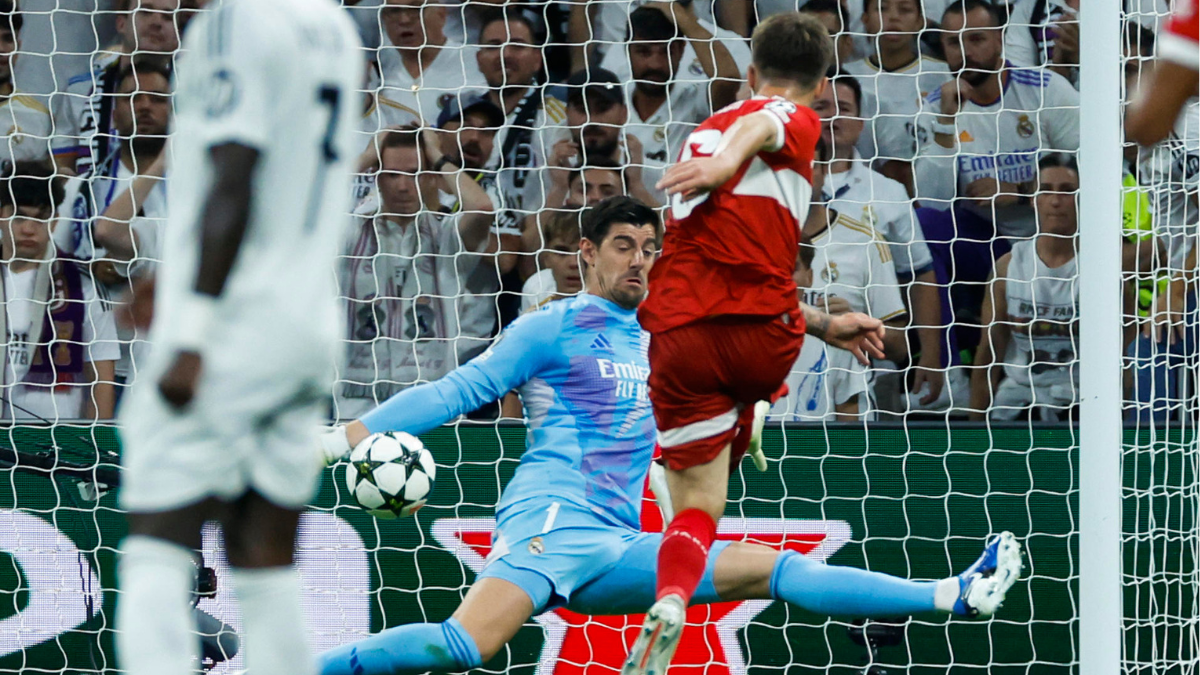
[{"left": 0, "top": 0, "right": 1189, "bottom": 673}]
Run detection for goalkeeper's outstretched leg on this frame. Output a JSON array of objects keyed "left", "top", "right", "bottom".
[{"left": 315, "top": 525, "right": 1024, "bottom": 675}]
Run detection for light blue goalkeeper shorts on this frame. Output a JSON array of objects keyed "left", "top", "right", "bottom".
[{"left": 476, "top": 497, "right": 732, "bottom": 614}]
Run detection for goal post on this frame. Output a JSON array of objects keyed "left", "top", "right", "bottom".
[{"left": 1078, "top": 0, "right": 1124, "bottom": 672}]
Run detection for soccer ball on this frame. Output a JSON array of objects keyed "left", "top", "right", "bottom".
[{"left": 344, "top": 432, "right": 436, "bottom": 520}]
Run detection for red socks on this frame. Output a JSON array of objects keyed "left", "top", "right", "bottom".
[{"left": 656, "top": 508, "right": 718, "bottom": 603}]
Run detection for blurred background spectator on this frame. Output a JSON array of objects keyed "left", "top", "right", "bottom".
[
  {"left": 0, "top": 162, "right": 118, "bottom": 421},
  {"left": 24, "top": 0, "right": 1193, "bottom": 425},
  {"left": 337, "top": 128, "right": 494, "bottom": 420},
  {"left": 52, "top": 0, "right": 180, "bottom": 177},
  {"left": 970, "top": 154, "right": 1079, "bottom": 421}
]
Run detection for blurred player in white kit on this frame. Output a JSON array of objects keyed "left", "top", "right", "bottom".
[{"left": 115, "top": 2, "right": 362, "bottom": 675}]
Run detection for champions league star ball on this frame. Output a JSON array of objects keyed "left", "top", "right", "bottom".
[{"left": 345, "top": 432, "right": 437, "bottom": 519}]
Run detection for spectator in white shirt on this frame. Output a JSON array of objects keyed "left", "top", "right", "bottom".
[
  {"left": 337, "top": 128, "right": 495, "bottom": 420},
  {"left": 0, "top": 163, "right": 118, "bottom": 421},
  {"left": 912, "top": 0, "right": 1079, "bottom": 237},
  {"left": 812, "top": 74, "right": 946, "bottom": 404},
  {"left": 548, "top": 68, "right": 661, "bottom": 207},
  {"left": 51, "top": 0, "right": 180, "bottom": 176},
  {"left": 769, "top": 234, "right": 870, "bottom": 422},
  {"left": 608, "top": 4, "right": 740, "bottom": 180},
  {"left": 0, "top": 1, "right": 52, "bottom": 167},
  {"left": 375, "top": 0, "right": 488, "bottom": 126},
  {"left": 474, "top": 8, "right": 565, "bottom": 217},
  {"left": 970, "top": 154, "right": 1079, "bottom": 421},
  {"left": 1004, "top": 0, "right": 1078, "bottom": 84},
  {"left": 843, "top": 0, "right": 951, "bottom": 188}
]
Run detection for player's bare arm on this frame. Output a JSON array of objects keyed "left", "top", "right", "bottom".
[
  {"left": 157, "top": 143, "right": 260, "bottom": 409},
  {"left": 800, "top": 302, "right": 887, "bottom": 366},
  {"left": 644, "top": 1, "right": 741, "bottom": 109},
  {"left": 93, "top": 153, "right": 166, "bottom": 261},
  {"left": 1126, "top": 60, "right": 1199, "bottom": 146},
  {"left": 655, "top": 112, "right": 778, "bottom": 197}
]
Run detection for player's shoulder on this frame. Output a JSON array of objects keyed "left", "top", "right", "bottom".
[
  {"left": 832, "top": 210, "right": 887, "bottom": 243},
  {"left": 1008, "top": 63, "right": 1060, "bottom": 90},
  {"left": 543, "top": 92, "right": 568, "bottom": 125},
  {"left": 12, "top": 94, "right": 50, "bottom": 117}
]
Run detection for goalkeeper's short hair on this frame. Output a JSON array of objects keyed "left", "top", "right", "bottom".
[{"left": 580, "top": 196, "right": 661, "bottom": 247}]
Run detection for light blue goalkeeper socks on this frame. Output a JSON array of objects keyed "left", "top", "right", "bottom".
[
  {"left": 769, "top": 550, "right": 940, "bottom": 617},
  {"left": 316, "top": 617, "right": 482, "bottom": 675}
]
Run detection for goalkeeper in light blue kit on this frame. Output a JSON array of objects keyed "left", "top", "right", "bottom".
[{"left": 316, "top": 197, "right": 1024, "bottom": 675}]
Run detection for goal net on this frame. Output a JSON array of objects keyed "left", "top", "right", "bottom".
[{"left": 0, "top": 0, "right": 1187, "bottom": 673}]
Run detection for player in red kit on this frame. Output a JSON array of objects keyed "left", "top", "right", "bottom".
[
  {"left": 1126, "top": 0, "right": 1198, "bottom": 145},
  {"left": 623, "top": 13, "right": 888, "bottom": 675}
]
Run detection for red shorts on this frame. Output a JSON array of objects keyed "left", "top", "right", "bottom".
[{"left": 648, "top": 309, "right": 806, "bottom": 471}]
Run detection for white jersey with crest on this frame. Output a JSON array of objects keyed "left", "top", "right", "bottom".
[
  {"left": 1001, "top": 239, "right": 1078, "bottom": 391},
  {"left": 120, "top": 0, "right": 363, "bottom": 512},
  {"left": 152, "top": 0, "right": 362, "bottom": 373}
]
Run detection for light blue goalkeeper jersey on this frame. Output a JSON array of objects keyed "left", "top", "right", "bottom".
[{"left": 360, "top": 293, "right": 656, "bottom": 530}]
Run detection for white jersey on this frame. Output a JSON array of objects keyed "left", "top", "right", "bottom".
[
  {"left": 768, "top": 334, "right": 868, "bottom": 422},
  {"left": 622, "top": 80, "right": 713, "bottom": 202},
  {"left": 336, "top": 207, "right": 486, "bottom": 420},
  {"left": 376, "top": 40, "right": 488, "bottom": 126},
  {"left": 0, "top": 94, "right": 52, "bottom": 165},
  {"left": 1001, "top": 239, "right": 1078, "bottom": 391},
  {"left": 843, "top": 56, "right": 951, "bottom": 163},
  {"left": 823, "top": 152, "right": 934, "bottom": 276},
  {"left": 1140, "top": 98, "right": 1199, "bottom": 269},
  {"left": 151, "top": 0, "right": 363, "bottom": 375},
  {"left": 800, "top": 211, "right": 907, "bottom": 322},
  {"left": 913, "top": 63, "right": 1079, "bottom": 235},
  {"left": 1, "top": 262, "right": 119, "bottom": 421},
  {"left": 491, "top": 90, "right": 568, "bottom": 216}
]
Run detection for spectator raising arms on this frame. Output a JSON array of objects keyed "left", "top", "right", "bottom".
[
  {"left": 337, "top": 129, "right": 494, "bottom": 420},
  {"left": 971, "top": 155, "right": 1080, "bottom": 421},
  {"left": 615, "top": 4, "right": 741, "bottom": 196},
  {"left": 0, "top": 163, "right": 118, "bottom": 421}
]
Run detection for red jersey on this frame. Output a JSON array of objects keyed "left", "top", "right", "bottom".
[
  {"left": 639, "top": 96, "right": 820, "bottom": 334},
  {"left": 1161, "top": 0, "right": 1199, "bottom": 70}
]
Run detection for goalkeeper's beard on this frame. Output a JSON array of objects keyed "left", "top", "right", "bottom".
[{"left": 596, "top": 274, "right": 645, "bottom": 310}]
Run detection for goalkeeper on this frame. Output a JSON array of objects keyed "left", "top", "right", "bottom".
[{"left": 316, "top": 197, "right": 1023, "bottom": 675}]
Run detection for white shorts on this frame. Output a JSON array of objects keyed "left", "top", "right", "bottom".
[{"left": 119, "top": 352, "right": 332, "bottom": 513}]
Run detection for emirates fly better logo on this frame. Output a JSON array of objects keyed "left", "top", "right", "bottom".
[{"left": 431, "top": 491, "right": 851, "bottom": 675}]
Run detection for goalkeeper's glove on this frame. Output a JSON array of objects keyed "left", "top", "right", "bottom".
[
  {"left": 746, "top": 401, "right": 770, "bottom": 472},
  {"left": 648, "top": 461, "right": 675, "bottom": 528},
  {"left": 318, "top": 425, "right": 352, "bottom": 466}
]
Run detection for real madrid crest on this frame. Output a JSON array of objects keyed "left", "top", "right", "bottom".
[
  {"left": 528, "top": 536, "right": 545, "bottom": 554},
  {"left": 1016, "top": 114, "right": 1035, "bottom": 139},
  {"left": 821, "top": 261, "right": 840, "bottom": 284}
]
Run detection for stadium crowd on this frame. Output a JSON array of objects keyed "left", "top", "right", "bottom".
[{"left": 0, "top": 0, "right": 1194, "bottom": 424}]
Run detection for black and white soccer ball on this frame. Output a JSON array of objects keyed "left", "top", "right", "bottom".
[{"left": 344, "top": 432, "right": 436, "bottom": 520}]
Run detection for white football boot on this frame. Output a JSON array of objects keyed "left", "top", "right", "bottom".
[
  {"left": 622, "top": 593, "right": 687, "bottom": 675},
  {"left": 954, "top": 531, "right": 1024, "bottom": 617}
]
